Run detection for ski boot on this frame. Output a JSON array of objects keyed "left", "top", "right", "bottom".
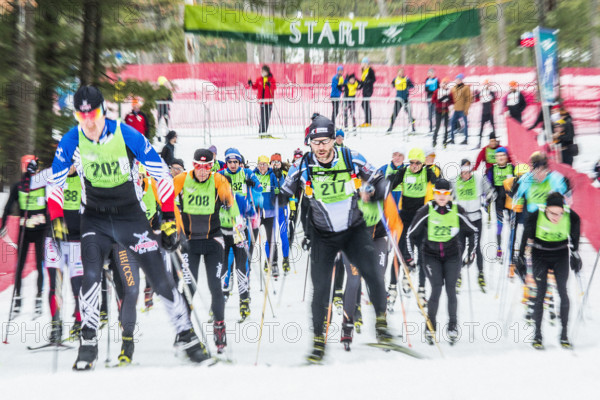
[
  {"left": 69, "top": 320, "right": 82, "bottom": 341},
  {"left": 214, "top": 320, "right": 227, "bottom": 354},
  {"left": 333, "top": 290, "right": 343, "bottom": 315},
  {"left": 34, "top": 294, "right": 43, "bottom": 317},
  {"left": 49, "top": 319, "right": 63, "bottom": 344},
  {"left": 560, "top": 328, "right": 572, "bottom": 350},
  {"left": 10, "top": 296, "right": 22, "bottom": 319},
  {"left": 447, "top": 323, "right": 459, "bottom": 346},
  {"left": 341, "top": 322, "right": 354, "bottom": 351},
  {"left": 177, "top": 328, "right": 211, "bottom": 363},
  {"left": 282, "top": 257, "right": 290, "bottom": 275},
  {"left": 143, "top": 287, "right": 154, "bottom": 311},
  {"left": 496, "top": 248, "right": 503, "bottom": 261},
  {"left": 531, "top": 336, "right": 544, "bottom": 350},
  {"left": 387, "top": 284, "right": 398, "bottom": 312},
  {"left": 375, "top": 314, "right": 393, "bottom": 344},
  {"left": 263, "top": 261, "right": 269, "bottom": 274},
  {"left": 478, "top": 271, "right": 487, "bottom": 293},
  {"left": 118, "top": 336, "right": 135, "bottom": 366},
  {"left": 272, "top": 263, "right": 280, "bottom": 281},
  {"left": 418, "top": 286, "right": 427, "bottom": 307},
  {"left": 424, "top": 327, "right": 436, "bottom": 346},
  {"left": 354, "top": 305, "right": 363, "bottom": 334},
  {"left": 73, "top": 331, "right": 99, "bottom": 371},
  {"left": 307, "top": 335, "right": 326, "bottom": 364},
  {"left": 239, "top": 298, "right": 250, "bottom": 322}
]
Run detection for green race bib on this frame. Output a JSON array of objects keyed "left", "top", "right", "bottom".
[
  {"left": 402, "top": 169, "right": 427, "bottom": 198},
  {"left": 79, "top": 122, "right": 131, "bottom": 188},
  {"left": 455, "top": 176, "right": 477, "bottom": 201},
  {"left": 182, "top": 173, "right": 216, "bottom": 215},
  {"left": 63, "top": 176, "right": 82, "bottom": 211},
  {"left": 427, "top": 203, "right": 459, "bottom": 242},
  {"left": 535, "top": 206, "right": 570, "bottom": 242},
  {"left": 18, "top": 187, "right": 46, "bottom": 211}
]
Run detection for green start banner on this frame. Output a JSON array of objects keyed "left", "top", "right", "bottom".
[{"left": 184, "top": 4, "right": 480, "bottom": 49}]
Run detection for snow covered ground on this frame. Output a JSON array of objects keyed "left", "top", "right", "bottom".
[{"left": 0, "top": 130, "right": 598, "bottom": 399}]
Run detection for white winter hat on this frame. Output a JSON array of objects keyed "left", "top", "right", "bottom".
[{"left": 392, "top": 147, "right": 405, "bottom": 155}]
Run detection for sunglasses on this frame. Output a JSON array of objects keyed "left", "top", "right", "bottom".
[
  {"left": 227, "top": 160, "right": 240, "bottom": 164},
  {"left": 193, "top": 161, "right": 213, "bottom": 171},
  {"left": 75, "top": 107, "right": 103, "bottom": 123},
  {"left": 409, "top": 161, "right": 422, "bottom": 166},
  {"left": 311, "top": 138, "right": 332, "bottom": 146},
  {"left": 434, "top": 190, "right": 451, "bottom": 196}
]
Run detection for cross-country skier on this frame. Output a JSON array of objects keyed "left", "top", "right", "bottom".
[
  {"left": 387, "top": 147, "right": 438, "bottom": 306},
  {"left": 1, "top": 155, "right": 49, "bottom": 318},
  {"left": 282, "top": 115, "right": 393, "bottom": 363},
  {"left": 489, "top": 147, "right": 515, "bottom": 259},
  {"left": 452, "top": 159, "right": 492, "bottom": 292},
  {"left": 218, "top": 147, "right": 262, "bottom": 318},
  {"left": 47, "top": 86, "right": 210, "bottom": 370},
  {"left": 44, "top": 165, "right": 84, "bottom": 343},
  {"left": 406, "top": 179, "right": 478, "bottom": 345},
  {"left": 173, "top": 148, "right": 236, "bottom": 352},
  {"left": 521, "top": 192, "right": 580, "bottom": 349}
]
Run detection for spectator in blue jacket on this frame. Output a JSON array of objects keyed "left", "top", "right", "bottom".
[{"left": 331, "top": 65, "right": 345, "bottom": 127}]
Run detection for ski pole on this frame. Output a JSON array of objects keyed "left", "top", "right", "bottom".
[
  {"left": 255, "top": 197, "right": 279, "bottom": 365},
  {"left": 377, "top": 203, "right": 444, "bottom": 357},
  {"left": 465, "top": 261, "right": 474, "bottom": 325},
  {"left": 104, "top": 268, "right": 112, "bottom": 365},
  {"left": 170, "top": 251, "right": 211, "bottom": 353},
  {"left": 574, "top": 249, "right": 600, "bottom": 334},
  {"left": 394, "top": 256, "right": 412, "bottom": 348},
  {"left": 1, "top": 233, "right": 18, "bottom": 250},
  {"left": 53, "top": 264, "right": 64, "bottom": 373},
  {"left": 324, "top": 264, "right": 337, "bottom": 344},
  {"left": 302, "top": 253, "right": 310, "bottom": 302}
]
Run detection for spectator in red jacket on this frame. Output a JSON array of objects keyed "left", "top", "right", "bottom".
[
  {"left": 431, "top": 77, "right": 453, "bottom": 148},
  {"left": 124, "top": 98, "right": 149, "bottom": 137},
  {"left": 248, "top": 65, "right": 277, "bottom": 136},
  {"left": 474, "top": 132, "right": 513, "bottom": 182}
]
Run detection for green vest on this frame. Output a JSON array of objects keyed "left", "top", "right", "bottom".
[
  {"left": 526, "top": 179, "right": 552, "bottom": 210},
  {"left": 18, "top": 187, "right": 46, "bottom": 211},
  {"left": 402, "top": 168, "right": 427, "bottom": 198},
  {"left": 256, "top": 172, "right": 271, "bottom": 193},
  {"left": 535, "top": 206, "right": 570, "bottom": 242},
  {"left": 385, "top": 164, "right": 402, "bottom": 192},
  {"left": 493, "top": 164, "right": 514, "bottom": 186},
  {"left": 182, "top": 173, "right": 216, "bottom": 216},
  {"left": 211, "top": 162, "right": 220, "bottom": 173},
  {"left": 428, "top": 203, "right": 459, "bottom": 242},
  {"left": 311, "top": 148, "right": 354, "bottom": 204},
  {"left": 141, "top": 182, "right": 157, "bottom": 220},
  {"left": 486, "top": 147, "right": 496, "bottom": 164},
  {"left": 358, "top": 200, "right": 381, "bottom": 227},
  {"left": 225, "top": 169, "right": 247, "bottom": 196},
  {"left": 78, "top": 122, "right": 130, "bottom": 188},
  {"left": 63, "top": 176, "right": 82, "bottom": 211},
  {"left": 455, "top": 176, "right": 477, "bottom": 201}
]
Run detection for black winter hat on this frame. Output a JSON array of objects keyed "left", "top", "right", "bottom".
[
  {"left": 434, "top": 179, "right": 451, "bottom": 191},
  {"left": 166, "top": 130, "right": 177, "bottom": 141},
  {"left": 461, "top": 158, "right": 471, "bottom": 166},
  {"left": 171, "top": 158, "right": 185, "bottom": 169},
  {"left": 307, "top": 115, "right": 335, "bottom": 141},
  {"left": 74, "top": 85, "right": 104, "bottom": 112},
  {"left": 546, "top": 192, "right": 565, "bottom": 208},
  {"left": 193, "top": 149, "right": 214, "bottom": 163}
]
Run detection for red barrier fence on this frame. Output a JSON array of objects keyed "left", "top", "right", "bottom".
[
  {"left": 0, "top": 217, "right": 37, "bottom": 293},
  {"left": 116, "top": 63, "right": 600, "bottom": 133},
  {"left": 506, "top": 118, "right": 600, "bottom": 252}
]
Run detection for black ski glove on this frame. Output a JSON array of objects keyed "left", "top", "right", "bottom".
[
  {"left": 247, "top": 79, "right": 252, "bottom": 86},
  {"left": 245, "top": 177, "right": 255, "bottom": 188},
  {"left": 301, "top": 236, "right": 311, "bottom": 251},
  {"left": 160, "top": 212, "right": 179, "bottom": 251},
  {"left": 514, "top": 255, "right": 527, "bottom": 282},
  {"left": 405, "top": 258, "right": 416, "bottom": 272},
  {"left": 273, "top": 168, "right": 282, "bottom": 179},
  {"left": 570, "top": 251, "right": 582, "bottom": 273},
  {"left": 26, "top": 159, "right": 38, "bottom": 175}
]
